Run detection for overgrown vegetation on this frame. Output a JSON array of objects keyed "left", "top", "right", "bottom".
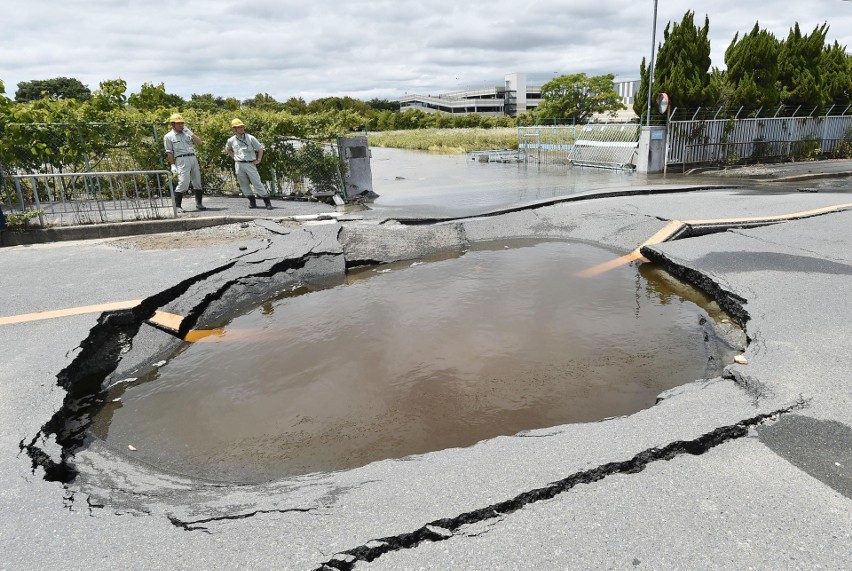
[
  {"left": 4, "top": 208, "right": 44, "bottom": 229},
  {"left": 367, "top": 128, "right": 519, "bottom": 153},
  {"left": 832, "top": 126, "right": 852, "bottom": 159}
]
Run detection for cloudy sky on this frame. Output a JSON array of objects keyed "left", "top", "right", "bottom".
[{"left": 2, "top": 0, "right": 850, "bottom": 102}]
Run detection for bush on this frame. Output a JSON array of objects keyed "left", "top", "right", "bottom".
[
  {"left": 832, "top": 126, "right": 852, "bottom": 159},
  {"left": 5, "top": 208, "right": 44, "bottom": 229},
  {"left": 791, "top": 136, "right": 821, "bottom": 161}
]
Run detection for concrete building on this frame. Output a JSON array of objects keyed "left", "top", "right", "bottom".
[{"left": 400, "top": 73, "right": 641, "bottom": 119}]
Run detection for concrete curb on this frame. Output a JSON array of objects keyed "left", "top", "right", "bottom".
[{"left": 0, "top": 215, "right": 260, "bottom": 247}]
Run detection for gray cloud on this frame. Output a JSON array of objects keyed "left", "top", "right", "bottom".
[{"left": 1, "top": 0, "right": 850, "bottom": 102}]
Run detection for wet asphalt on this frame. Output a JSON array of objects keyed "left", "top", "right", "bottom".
[{"left": 1, "top": 161, "right": 851, "bottom": 570}]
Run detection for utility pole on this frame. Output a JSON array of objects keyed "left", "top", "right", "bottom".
[{"left": 646, "top": 0, "right": 659, "bottom": 126}]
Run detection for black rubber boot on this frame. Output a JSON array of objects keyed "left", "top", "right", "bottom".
[
  {"left": 174, "top": 192, "right": 184, "bottom": 211},
  {"left": 194, "top": 189, "right": 206, "bottom": 210},
  {"left": 248, "top": 196, "right": 257, "bottom": 209},
  {"left": 263, "top": 197, "right": 273, "bottom": 210}
]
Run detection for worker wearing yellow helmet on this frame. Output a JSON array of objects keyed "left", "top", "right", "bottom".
[
  {"left": 164, "top": 113, "right": 206, "bottom": 211},
  {"left": 225, "top": 118, "right": 272, "bottom": 210}
]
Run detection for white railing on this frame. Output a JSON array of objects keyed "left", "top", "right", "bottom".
[{"left": 3, "top": 170, "right": 177, "bottom": 227}]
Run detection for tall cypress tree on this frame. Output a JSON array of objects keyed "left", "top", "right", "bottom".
[
  {"left": 778, "top": 23, "right": 829, "bottom": 107},
  {"left": 653, "top": 11, "right": 716, "bottom": 111},
  {"left": 820, "top": 41, "right": 852, "bottom": 106},
  {"left": 724, "top": 23, "right": 781, "bottom": 108},
  {"left": 634, "top": 11, "right": 715, "bottom": 119},
  {"left": 633, "top": 57, "right": 651, "bottom": 121}
]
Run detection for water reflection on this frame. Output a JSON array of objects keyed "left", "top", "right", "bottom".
[{"left": 369, "top": 147, "right": 657, "bottom": 216}]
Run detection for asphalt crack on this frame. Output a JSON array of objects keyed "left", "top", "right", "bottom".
[
  {"left": 639, "top": 247, "right": 750, "bottom": 329},
  {"left": 313, "top": 403, "right": 806, "bottom": 571},
  {"left": 21, "top": 244, "right": 340, "bottom": 484},
  {"left": 174, "top": 252, "right": 319, "bottom": 339},
  {"left": 20, "top": 260, "right": 239, "bottom": 482},
  {"left": 169, "top": 507, "right": 317, "bottom": 533}
]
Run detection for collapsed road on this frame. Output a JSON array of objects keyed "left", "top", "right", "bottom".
[{"left": 1, "top": 181, "right": 851, "bottom": 570}]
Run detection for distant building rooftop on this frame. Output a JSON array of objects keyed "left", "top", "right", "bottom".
[{"left": 400, "top": 73, "right": 641, "bottom": 119}]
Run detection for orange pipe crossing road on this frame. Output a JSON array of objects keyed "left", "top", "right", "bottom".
[
  {"left": 4, "top": 203, "right": 851, "bottom": 331},
  {"left": 578, "top": 202, "right": 852, "bottom": 278},
  {"left": 577, "top": 220, "right": 685, "bottom": 278}
]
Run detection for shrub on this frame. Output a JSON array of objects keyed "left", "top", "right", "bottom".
[{"left": 832, "top": 126, "right": 852, "bottom": 159}]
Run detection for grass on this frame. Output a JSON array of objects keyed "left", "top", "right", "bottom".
[{"left": 366, "top": 127, "right": 519, "bottom": 153}]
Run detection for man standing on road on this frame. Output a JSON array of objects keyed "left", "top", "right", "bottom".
[
  {"left": 225, "top": 118, "right": 272, "bottom": 210},
  {"left": 164, "top": 113, "right": 206, "bottom": 211}
]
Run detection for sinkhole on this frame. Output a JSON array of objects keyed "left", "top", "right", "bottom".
[{"left": 89, "top": 240, "right": 740, "bottom": 483}]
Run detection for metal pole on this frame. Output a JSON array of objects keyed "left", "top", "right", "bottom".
[{"left": 646, "top": 0, "right": 659, "bottom": 126}]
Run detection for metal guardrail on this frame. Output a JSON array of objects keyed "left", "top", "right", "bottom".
[{"left": 2, "top": 170, "right": 177, "bottom": 227}]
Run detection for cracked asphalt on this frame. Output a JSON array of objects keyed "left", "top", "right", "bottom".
[{"left": 1, "top": 162, "right": 851, "bottom": 570}]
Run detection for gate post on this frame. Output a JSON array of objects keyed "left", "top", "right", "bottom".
[{"left": 636, "top": 126, "right": 667, "bottom": 174}]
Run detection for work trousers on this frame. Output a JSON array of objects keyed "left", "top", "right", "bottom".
[
  {"left": 235, "top": 162, "right": 269, "bottom": 197},
  {"left": 174, "top": 155, "right": 203, "bottom": 193}
]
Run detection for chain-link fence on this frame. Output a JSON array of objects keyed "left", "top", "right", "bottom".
[{"left": 265, "top": 137, "right": 345, "bottom": 200}]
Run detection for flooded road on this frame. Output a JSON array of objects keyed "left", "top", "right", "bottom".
[
  {"left": 368, "top": 147, "right": 659, "bottom": 216},
  {"left": 92, "top": 240, "right": 736, "bottom": 483}
]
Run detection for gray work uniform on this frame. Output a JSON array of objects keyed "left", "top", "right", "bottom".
[
  {"left": 225, "top": 133, "right": 269, "bottom": 197},
  {"left": 164, "top": 130, "right": 202, "bottom": 193}
]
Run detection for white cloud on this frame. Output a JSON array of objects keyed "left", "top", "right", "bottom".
[{"left": 2, "top": 0, "right": 850, "bottom": 101}]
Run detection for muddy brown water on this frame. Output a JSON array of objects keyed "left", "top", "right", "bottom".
[{"left": 91, "top": 240, "right": 737, "bottom": 483}]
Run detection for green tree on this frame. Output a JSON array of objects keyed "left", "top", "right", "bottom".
[
  {"left": 654, "top": 12, "right": 716, "bottom": 110},
  {"left": 90, "top": 78, "right": 128, "bottom": 111},
  {"left": 186, "top": 93, "right": 227, "bottom": 112},
  {"left": 306, "top": 96, "right": 372, "bottom": 115},
  {"left": 15, "top": 77, "right": 92, "bottom": 102},
  {"left": 636, "top": 11, "right": 715, "bottom": 119},
  {"left": 223, "top": 97, "right": 241, "bottom": 111},
  {"left": 633, "top": 57, "right": 652, "bottom": 120},
  {"left": 394, "top": 109, "right": 430, "bottom": 130},
  {"left": 242, "top": 93, "right": 282, "bottom": 111},
  {"left": 724, "top": 23, "right": 781, "bottom": 108},
  {"left": 820, "top": 41, "right": 852, "bottom": 106},
  {"left": 224, "top": 97, "right": 241, "bottom": 111},
  {"left": 534, "top": 73, "right": 624, "bottom": 124},
  {"left": 367, "top": 98, "right": 401, "bottom": 112},
  {"left": 128, "top": 82, "right": 185, "bottom": 111},
  {"left": 281, "top": 96, "right": 308, "bottom": 115},
  {"left": 778, "top": 23, "right": 829, "bottom": 107}
]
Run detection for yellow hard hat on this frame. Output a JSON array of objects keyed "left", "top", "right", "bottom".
[
  {"left": 230, "top": 118, "right": 245, "bottom": 128},
  {"left": 168, "top": 113, "right": 185, "bottom": 124}
]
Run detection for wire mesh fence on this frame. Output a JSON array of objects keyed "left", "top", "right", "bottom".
[{"left": 266, "top": 137, "right": 345, "bottom": 200}]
